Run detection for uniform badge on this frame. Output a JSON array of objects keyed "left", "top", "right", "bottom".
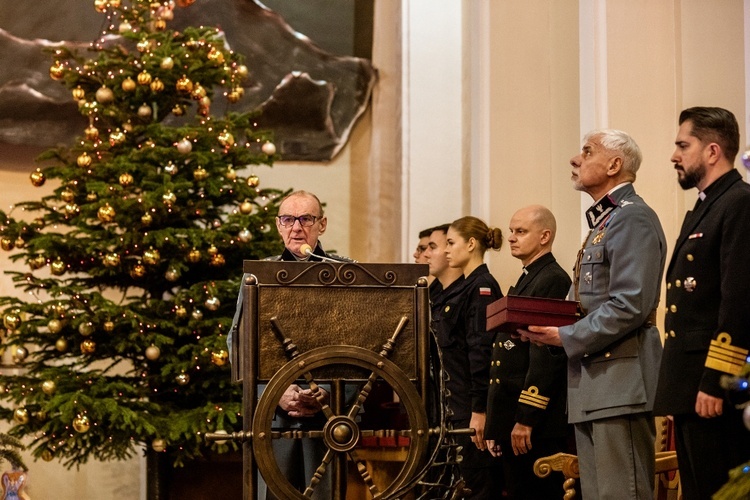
[
  {"left": 503, "top": 340, "right": 515, "bottom": 350},
  {"left": 684, "top": 277, "right": 696, "bottom": 292},
  {"left": 592, "top": 232, "right": 605, "bottom": 245},
  {"left": 583, "top": 272, "right": 592, "bottom": 284}
]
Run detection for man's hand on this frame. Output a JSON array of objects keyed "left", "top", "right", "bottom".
[
  {"left": 278, "top": 384, "right": 329, "bottom": 417},
  {"left": 470, "top": 412, "right": 487, "bottom": 451},
  {"left": 485, "top": 439, "right": 502, "bottom": 457},
  {"left": 519, "top": 325, "right": 563, "bottom": 347},
  {"left": 695, "top": 391, "right": 723, "bottom": 418},
  {"left": 510, "top": 423, "right": 532, "bottom": 455}
]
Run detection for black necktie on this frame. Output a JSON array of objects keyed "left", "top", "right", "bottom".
[{"left": 515, "top": 268, "right": 528, "bottom": 288}]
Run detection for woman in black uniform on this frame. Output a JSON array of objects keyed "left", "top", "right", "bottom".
[{"left": 432, "top": 215, "right": 504, "bottom": 499}]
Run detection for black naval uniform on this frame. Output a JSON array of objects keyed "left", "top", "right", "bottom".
[
  {"left": 654, "top": 169, "right": 750, "bottom": 500},
  {"left": 432, "top": 263, "right": 503, "bottom": 499},
  {"left": 485, "top": 252, "right": 572, "bottom": 499}
]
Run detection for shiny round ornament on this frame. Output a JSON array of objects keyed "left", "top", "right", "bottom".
[
  {"left": 226, "top": 88, "right": 243, "bottom": 103},
  {"left": 13, "top": 407, "right": 29, "bottom": 425},
  {"left": 207, "top": 47, "right": 225, "bottom": 64},
  {"left": 3, "top": 312, "right": 21, "bottom": 330},
  {"left": 103, "top": 253, "right": 121, "bottom": 267},
  {"left": 160, "top": 56, "right": 174, "bottom": 70},
  {"left": 41, "top": 449, "right": 54, "bottom": 462},
  {"left": 80, "top": 339, "right": 96, "bottom": 354},
  {"left": 63, "top": 203, "right": 79, "bottom": 216},
  {"left": 14, "top": 237, "right": 25, "bottom": 249},
  {"left": 193, "top": 167, "right": 208, "bottom": 181},
  {"left": 191, "top": 309, "right": 204, "bottom": 321},
  {"left": 225, "top": 167, "right": 237, "bottom": 180},
  {"left": 119, "top": 173, "right": 134, "bottom": 186},
  {"left": 78, "top": 321, "right": 95, "bottom": 336},
  {"left": 236, "top": 64, "right": 249, "bottom": 78},
  {"left": 172, "top": 104, "right": 185, "bottom": 116},
  {"left": 47, "top": 319, "right": 63, "bottom": 334},
  {"left": 141, "top": 213, "right": 153, "bottom": 226},
  {"left": 84, "top": 125, "right": 99, "bottom": 141},
  {"left": 165, "top": 268, "right": 180, "bottom": 282},
  {"left": 138, "top": 103, "right": 153, "bottom": 119},
  {"left": 0, "top": 237, "right": 13, "bottom": 251},
  {"left": 176, "top": 76, "right": 193, "bottom": 93},
  {"left": 28, "top": 168, "right": 46, "bottom": 187},
  {"left": 72, "top": 415, "right": 91, "bottom": 433},
  {"left": 137, "top": 71, "right": 153, "bottom": 86},
  {"left": 153, "top": 19, "right": 167, "bottom": 31},
  {"left": 191, "top": 84, "right": 207, "bottom": 100},
  {"left": 204, "top": 296, "right": 220, "bottom": 311},
  {"left": 121, "top": 77, "right": 136, "bottom": 92},
  {"left": 261, "top": 141, "right": 276, "bottom": 156},
  {"left": 50, "top": 259, "right": 66, "bottom": 276},
  {"left": 60, "top": 188, "right": 75, "bottom": 202},
  {"left": 143, "top": 248, "right": 161, "bottom": 265},
  {"left": 94, "top": 0, "right": 108, "bottom": 12},
  {"left": 162, "top": 191, "right": 177, "bottom": 206},
  {"left": 109, "top": 129, "right": 126, "bottom": 146},
  {"left": 55, "top": 338, "right": 68, "bottom": 352},
  {"left": 118, "top": 21, "right": 132, "bottom": 34},
  {"left": 72, "top": 86, "right": 85, "bottom": 100},
  {"left": 175, "top": 305, "right": 188, "bottom": 318},
  {"left": 211, "top": 349, "right": 229, "bottom": 366},
  {"left": 130, "top": 263, "right": 146, "bottom": 279},
  {"left": 12, "top": 346, "right": 28, "bottom": 363},
  {"left": 145, "top": 345, "right": 161, "bottom": 361},
  {"left": 49, "top": 61, "right": 65, "bottom": 80},
  {"left": 137, "top": 38, "right": 151, "bottom": 53},
  {"left": 150, "top": 78, "right": 165, "bottom": 93},
  {"left": 97, "top": 204, "right": 116, "bottom": 223},
  {"left": 95, "top": 86, "right": 114, "bottom": 104},
  {"left": 177, "top": 139, "right": 192, "bottom": 154},
  {"left": 175, "top": 373, "right": 190, "bottom": 386},
  {"left": 210, "top": 253, "right": 226, "bottom": 267},
  {"left": 187, "top": 248, "right": 201, "bottom": 263},
  {"left": 152, "top": 438, "right": 167, "bottom": 452},
  {"left": 164, "top": 162, "right": 178, "bottom": 175},
  {"left": 86, "top": 192, "right": 98, "bottom": 201},
  {"left": 247, "top": 174, "right": 260, "bottom": 188},
  {"left": 207, "top": 245, "right": 218, "bottom": 255},
  {"left": 77, "top": 152, "right": 92, "bottom": 168},
  {"left": 238, "top": 229, "right": 253, "bottom": 243},
  {"left": 29, "top": 254, "right": 46, "bottom": 270},
  {"left": 217, "top": 130, "right": 234, "bottom": 147},
  {"left": 239, "top": 199, "right": 253, "bottom": 214},
  {"left": 103, "top": 320, "right": 115, "bottom": 332},
  {"left": 42, "top": 380, "right": 57, "bottom": 396}
]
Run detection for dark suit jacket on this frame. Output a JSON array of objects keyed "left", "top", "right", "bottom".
[
  {"left": 655, "top": 169, "right": 750, "bottom": 415},
  {"left": 484, "top": 253, "right": 572, "bottom": 440}
]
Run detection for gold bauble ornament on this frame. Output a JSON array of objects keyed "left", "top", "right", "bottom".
[
  {"left": 151, "top": 438, "right": 167, "bottom": 452},
  {"left": 225, "top": 167, "right": 237, "bottom": 180},
  {"left": 211, "top": 349, "right": 229, "bottom": 366},
  {"left": 41, "top": 449, "right": 54, "bottom": 462},
  {"left": 153, "top": 19, "right": 167, "bottom": 31},
  {"left": 14, "top": 237, "right": 25, "bottom": 249},
  {"left": 176, "top": 75, "right": 193, "bottom": 93},
  {"left": 137, "top": 38, "right": 151, "bottom": 53},
  {"left": 60, "top": 188, "right": 75, "bottom": 202},
  {"left": 86, "top": 192, "right": 98, "bottom": 201},
  {"left": 247, "top": 174, "right": 260, "bottom": 188},
  {"left": 236, "top": 64, "right": 249, "bottom": 78},
  {"left": 12, "top": 346, "right": 28, "bottom": 363},
  {"left": 84, "top": 125, "right": 99, "bottom": 141},
  {"left": 0, "top": 237, "right": 14, "bottom": 251},
  {"left": 103, "top": 320, "right": 115, "bottom": 332},
  {"left": 30, "top": 168, "right": 46, "bottom": 187},
  {"left": 191, "top": 309, "right": 204, "bottom": 321},
  {"left": 109, "top": 129, "right": 126, "bottom": 146},
  {"left": 160, "top": 56, "right": 174, "bottom": 70},
  {"left": 261, "top": 141, "right": 277, "bottom": 156},
  {"left": 3, "top": 312, "right": 21, "bottom": 330},
  {"left": 42, "top": 380, "right": 57, "bottom": 396},
  {"left": 32, "top": 217, "right": 45, "bottom": 229},
  {"left": 103, "top": 252, "right": 121, "bottom": 267},
  {"left": 145, "top": 345, "right": 161, "bottom": 361},
  {"left": 77, "top": 152, "right": 92, "bottom": 168},
  {"left": 217, "top": 130, "right": 234, "bottom": 147},
  {"left": 78, "top": 321, "right": 95, "bottom": 336},
  {"left": 110, "top": 0, "right": 121, "bottom": 8},
  {"left": 72, "top": 86, "right": 85, "bottom": 100},
  {"left": 176, "top": 139, "right": 192, "bottom": 154},
  {"left": 190, "top": 84, "right": 206, "bottom": 100},
  {"left": 226, "top": 88, "right": 242, "bottom": 103},
  {"left": 164, "top": 162, "right": 178, "bottom": 175},
  {"left": 141, "top": 213, "right": 153, "bottom": 226},
  {"left": 49, "top": 61, "right": 65, "bottom": 80},
  {"left": 150, "top": 78, "right": 165, "bottom": 93},
  {"left": 121, "top": 77, "right": 136, "bottom": 92},
  {"left": 187, "top": 248, "right": 201, "bottom": 263},
  {"left": 207, "top": 47, "right": 225, "bottom": 64},
  {"left": 50, "top": 259, "right": 66, "bottom": 276},
  {"left": 13, "top": 407, "right": 29, "bottom": 425},
  {"left": 162, "top": 191, "right": 177, "bottom": 206},
  {"left": 95, "top": 86, "right": 114, "bottom": 104},
  {"left": 193, "top": 167, "right": 208, "bottom": 181},
  {"left": 97, "top": 203, "right": 116, "bottom": 223},
  {"left": 94, "top": 0, "right": 108, "bottom": 12},
  {"left": 29, "top": 254, "right": 46, "bottom": 270},
  {"left": 119, "top": 173, "right": 134, "bottom": 186},
  {"left": 64, "top": 203, "right": 79, "bottom": 216},
  {"left": 207, "top": 245, "right": 218, "bottom": 255},
  {"left": 204, "top": 296, "right": 220, "bottom": 311},
  {"left": 130, "top": 263, "right": 146, "bottom": 279},
  {"left": 137, "top": 70, "right": 152, "bottom": 86},
  {"left": 122, "top": 120, "right": 133, "bottom": 133},
  {"left": 210, "top": 253, "right": 226, "bottom": 267},
  {"left": 164, "top": 268, "right": 179, "bottom": 282},
  {"left": 175, "top": 373, "right": 190, "bottom": 385},
  {"left": 175, "top": 305, "right": 188, "bottom": 318},
  {"left": 55, "top": 337, "right": 69, "bottom": 352},
  {"left": 80, "top": 339, "right": 96, "bottom": 354},
  {"left": 72, "top": 415, "right": 91, "bottom": 433},
  {"left": 239, "top": 199, "right": 253, "bottom": 214},
  {"left": 238, "top": 229, "right": 253, "bottom": 243},
  {"left": 143, "top": 247, "right": 161, "bottom": 265},
  {"left": 118, "top": 20, "right": 133, "bottom": 33},
  {"left": 172, "top": 104, "right": 185, "bottom": 116},
  {"left": 138, "top": 103, "right": 153, "bottom": 119},
  {"left": 47, "top": 319, "right": 63, "bottom": 334}
]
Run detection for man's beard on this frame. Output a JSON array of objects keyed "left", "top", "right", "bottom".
[{"left": 677, "top": 163, "right": 705, "bottom": 190}]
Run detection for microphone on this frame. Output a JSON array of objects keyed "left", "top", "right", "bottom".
[{"left": 300, "top": 244, "right": 348, "bottom": 263}]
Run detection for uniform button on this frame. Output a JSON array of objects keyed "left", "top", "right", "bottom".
[
  {"left": 595, "top": 251, "right": 602, "bottom": 259},
  {"left": 489, "top": 378, "right": 494, "bottom": 384},
  {"left": 587, "top": 254, "right": 591, "bottom": 261},
  {"left": 670, "top": 331, "right": 676, "bottom": 337},
  {"left": 667, "top": 283, "right": 671, "bottom": 290},
  {"left": 604, "top": 352, "right": 611, "bottom": 358},
  {"left": 687, "top": 254, "right": 694, "bottom": 261},
  {"left": 670, "top": 305, "right": 677, "bottom": 313},
  {"left": 495, "top": 378, "right": 500, "bottom": 384},
  {"left": 675, "top": 280, "right": 681, "bottom": 287}
]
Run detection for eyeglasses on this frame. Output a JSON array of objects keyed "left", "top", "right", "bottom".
[{"left": 277, "top": 214, "right": 319, "bottom": 227}]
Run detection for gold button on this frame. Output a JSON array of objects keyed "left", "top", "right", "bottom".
[
  {"left": 670, "top": 331, "right": 676, "bottom": 337},
  {"left": 495, "top": 378, "right": 500, "bottom": 384},
  {"left": 675, "top": 280, "right": 681, "bottom": 287},
  {"left": 687, "top": 254, "right": 694, "bottom": 261},
  {"left": 444, "top": 305, "right": 451, "bottom": 312},
  {"left": 587, "top": 254, "right": 591, "bottom": 261},
  {"left": 489, "top": 378, "right": 494, "bottom": 384},
  {"left": 604, "top": 352, "right": 611, "bottom": 358},
  {"left": 670, "top": 305, "right": 677, "bottom": 313},
  {"left": 667, "top": 283, "right": 672, "bottom": 289}
]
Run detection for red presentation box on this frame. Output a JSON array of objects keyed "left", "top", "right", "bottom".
[{"left": 486, "top": 295, "right": 580, "bottom": 333}]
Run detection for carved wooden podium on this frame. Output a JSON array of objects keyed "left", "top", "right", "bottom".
[{"left": 208, "top": 260, "right": 438, "bottom": 500}]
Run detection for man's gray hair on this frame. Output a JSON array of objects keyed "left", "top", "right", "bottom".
[{"left": 585, "top": 128, "right": 642, "bottom": 177}]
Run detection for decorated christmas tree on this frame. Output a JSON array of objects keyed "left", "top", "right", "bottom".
[{"left": 0, "top": 0, "right": 285, "bottom": 468}]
